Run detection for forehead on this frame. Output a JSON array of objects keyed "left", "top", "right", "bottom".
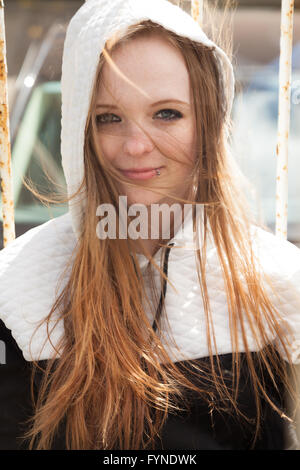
[{"left": 97, "top": 34, "right": 191, "bottom": 104}]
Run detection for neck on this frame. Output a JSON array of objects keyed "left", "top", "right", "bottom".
[{"left": 130, "top": 200, "right": 188, "bottom": 258}]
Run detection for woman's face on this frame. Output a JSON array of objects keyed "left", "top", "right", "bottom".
[{"left": 95, "top": 33, "right": 197, "bottom": 206}]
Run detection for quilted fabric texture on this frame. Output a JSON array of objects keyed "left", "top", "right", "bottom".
[
  {"left": 60, "top": 0, "right": 235, "bottom": 238},
  {"left": 0, "top": 213, "right": 76, "bottom": 360},
  {"left": 138, "top": 211, "right": 300, "bottom": 365},
  {"left": 1, "top": 208, "right": 300, "bottom": 363},
  {"left": 1, "top": 0, "right": 300, "bottom": 365}
]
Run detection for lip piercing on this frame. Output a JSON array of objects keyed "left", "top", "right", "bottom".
[{"left": 156, "top": 169, "right": 161, "bottom": 176}]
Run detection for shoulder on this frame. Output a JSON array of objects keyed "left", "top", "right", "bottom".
[
  {"left": 251, "top": 224, "right": 300, "bottom": 279},
  {"left": 250, "top": 225, "right": 300, "bottom": 363},
  {"left": 0, "top": 212, "right": 76, "bottom": 266},
  {"left": 0, "top": 213, "right": 76, "bottom": 362}
]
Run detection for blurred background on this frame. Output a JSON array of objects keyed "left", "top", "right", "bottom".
[{"left": 2, "top": 0, "right": 300, "bottom": 246}]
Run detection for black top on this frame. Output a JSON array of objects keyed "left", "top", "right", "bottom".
[{"left": 0, "top": 318, "right": 298, "bottom": 451}]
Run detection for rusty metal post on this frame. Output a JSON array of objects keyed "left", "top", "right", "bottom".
[
  {"left": 275, "top": 1, "right": 300, "bottom": 447},
  {"left": 191, "top": 0, "right": 203, "bottom": 26},
  {"left": 275, "top": 0, "right": 295, "bottom": 240},
  {"left": 0, "top": 0, "right": 15, "bottom": 247}
]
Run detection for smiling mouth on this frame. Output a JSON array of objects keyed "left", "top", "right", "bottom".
[{"left": 119, "top": 167, "right": 163, "bottom": 181}]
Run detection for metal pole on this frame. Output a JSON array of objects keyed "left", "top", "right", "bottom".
[
  {"left": 274, "top": 1, "right": 300, "bottom": 447},
  {"left": 0, "top": 0, "right": 15, "bottom": 246},
  {"left": 275, "top": 0, "right": 295, "bottom": 240},
  {"left": 191, "top": 0, "right": 204, "bottom": 26}
]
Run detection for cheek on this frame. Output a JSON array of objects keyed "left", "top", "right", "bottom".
[
  {"left": 184, "top": 122, "right": 197, "bottom": 162},
  {"left": 169, "top": 124, "right": 196, "bottom": 165},
  {"left": 96, "top": 134, "right": 121, "bottom": 163}
]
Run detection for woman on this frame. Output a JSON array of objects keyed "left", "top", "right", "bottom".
[{"left": 0, "top": 0, "right": 300, "bottom": 450}]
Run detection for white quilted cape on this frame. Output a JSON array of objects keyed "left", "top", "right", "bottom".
[
  {"left": 1, "top": 210, "right": 300, "bottom": 363},
  {"left": 1, "top": 0, "right": 300, "bottom": 364}
]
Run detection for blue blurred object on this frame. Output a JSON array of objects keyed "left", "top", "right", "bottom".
[{"left": 232, "top": 42, "right": 300, "bottom": 245}]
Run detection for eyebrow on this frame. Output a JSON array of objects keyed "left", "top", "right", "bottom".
[{"left": 95, "top": 99, "right": 190, "bottom": 109}]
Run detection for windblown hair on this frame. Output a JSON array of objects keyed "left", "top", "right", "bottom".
[{"left": 24, "top": 2, "right": 298, "bottom": 450}]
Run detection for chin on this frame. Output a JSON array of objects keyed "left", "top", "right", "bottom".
[{"left": 126, "top": 189, "right": 163, "bottom": 207}]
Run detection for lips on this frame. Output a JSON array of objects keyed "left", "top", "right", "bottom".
[{"left": 119, "top": 167, "right": 163, "bottom": 181}]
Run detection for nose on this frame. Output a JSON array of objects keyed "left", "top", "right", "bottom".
[{"left": 123, "top": 125, "right": 154, "bottom": 157}]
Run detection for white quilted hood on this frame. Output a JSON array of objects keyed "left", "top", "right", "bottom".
[
  {"left": 1, "top": 0, "right": 300, "bottom": 364},
  {"left": 61, "top": 0, "right": 235, "bottom": 238}
]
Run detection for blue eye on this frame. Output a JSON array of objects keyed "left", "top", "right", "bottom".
[
  {"left": 155, "top": 109, "right": 183, "bottom": 121},
  {"left": 96, "top": 113, "right": 121, "bottom": 125}
]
